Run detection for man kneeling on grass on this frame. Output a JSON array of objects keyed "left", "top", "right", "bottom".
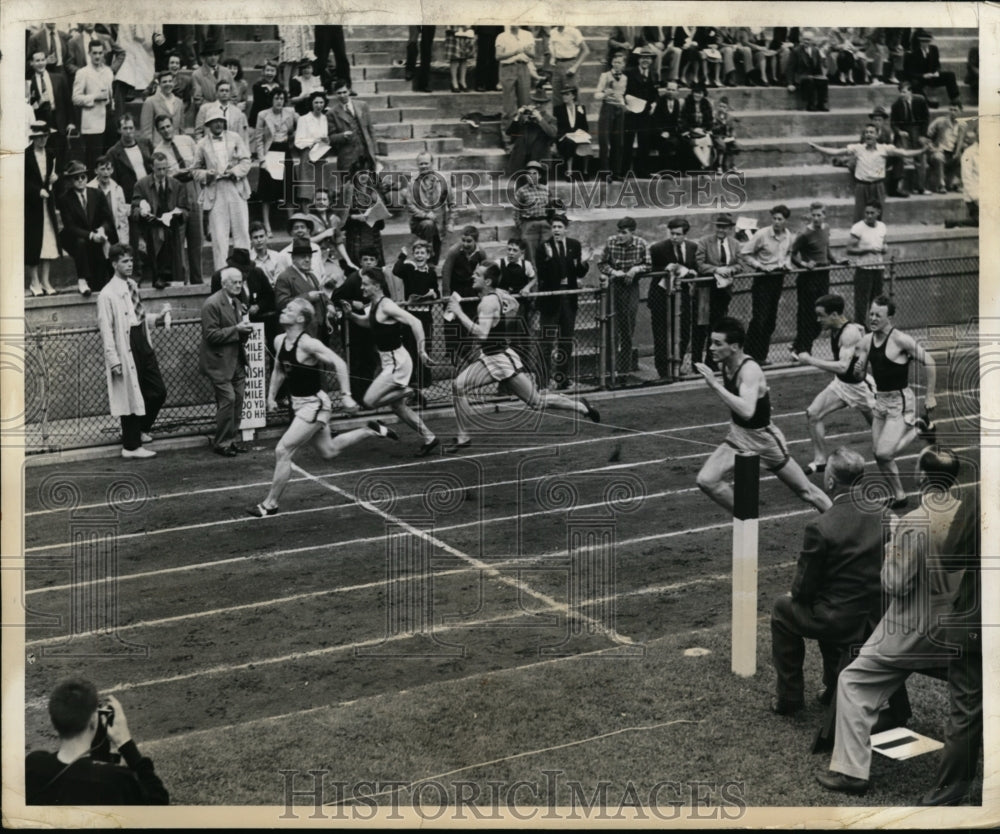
[{"left": 248, "top": 298, "right": 397, "bottom": 518}]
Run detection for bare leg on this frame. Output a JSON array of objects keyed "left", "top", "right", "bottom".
[
  {"left": 872, "top": 413, "right": 909, "bottom": 501},
  {"left": 773, "top": 457, "right": 833, "bottom": 511},
  {"left": 261, "top": 417, "right": 323, "bottom": 509},
  {"left": 806, "top": 386, "right": 848, "bottom": 467},
  {"left": 696, "top": 443, "right": 737, "bottom": 513},
  {"left": 27, "top": 265, "right": 42, "bottom": 294},
  {"left": 39, "top": 260, "right": 55, "bottom": 293},
  {"left": 390, "top": 400, "right": 434, "bottom": 443},
  {"left": 451, "top": 360, "right": 495, "bottom": 444}
]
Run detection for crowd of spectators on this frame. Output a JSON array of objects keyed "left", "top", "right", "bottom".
[{"left": 23, "top": 22, "right": 976, "bottom": 380}]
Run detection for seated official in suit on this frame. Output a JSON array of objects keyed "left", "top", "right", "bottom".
[
  {"left": 199, "top": 267, "right": 254, "bottom": 457},
  {"left": 770, "top": 447, "right": 884, "bottom": 716},
  {"left": 131, "top": 152, "right": 189, "bottom": 289},
  {"left": 57, "top": 159, "right": 117, "bottom": 295}
]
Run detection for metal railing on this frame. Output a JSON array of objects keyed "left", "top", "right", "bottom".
[{"left": 18, "top": 254, "right": 978, "bottom": 452}]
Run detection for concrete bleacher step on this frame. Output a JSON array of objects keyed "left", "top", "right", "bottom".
[{"left": 376, "top": 137, "right": 465, "bottom": 155}]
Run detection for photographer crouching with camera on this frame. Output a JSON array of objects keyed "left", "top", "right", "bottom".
[{"left": 26, "top": 678, "right": 169, "bottom": 805}]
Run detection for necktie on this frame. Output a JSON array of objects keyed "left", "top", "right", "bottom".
[
  {"left": 129, "top": 279, "right": 144, "bottom": 320},
  {"left": 904, "top": 101, "right": 911, "bottom": 123},
  {"left": 158, "top": 181, "right": 168, "bottom": 208},
  {"left": 168, "top": 139, "right": 185, "bottom": 168},
  {"left": 212, "top": 66, "right": 218, "bottom": 79},
  {"left": 558, "top": 240, "right": 565, "bottom": 260},
  {"left": 720, "top": 240, "right": 729, "bottom": 265},
  {"left": 80, "top": 190, "right": 88, "bottom": 212},
  {"left": 48, "top": 30, "right": 54, "bottom": 59},
  {"left": 232, "top": 296, "right": 242, "bottom": 318},
  {"left": 37, "top": 73, "right": 47, "bottom": 95},
  {"left": 674, "top": 243, "right": 681, "bottom": 262}
]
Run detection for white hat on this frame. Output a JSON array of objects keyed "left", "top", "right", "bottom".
[{"left": 202, "top": 103, "right": 227, "bottom": 125}]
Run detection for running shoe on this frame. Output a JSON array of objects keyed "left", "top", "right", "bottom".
[
  {"left": 368, "top": 420, "right": 399, "bottom": 441},
  {"left": 580, "top": 397, "right": 601, "bottom": 423},
  {"left": 247, "top": 503, "right": 279, "bottom": 518}
]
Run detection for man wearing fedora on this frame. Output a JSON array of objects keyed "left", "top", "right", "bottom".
[
  {"left": 190, "top": 40, "right": 234, "bottom": 104},
  {"left": 193, "top": 103, "right": 252, "bottom": 271},
  {"left": 57, "top": 159, "right": 117, "bottom": 295},
  {"left": 276, "top": 212, "right": 325, "bottom": 277},
  {"left": 200, "top": 266, "right": 254, "bottom": 457},
  {"left": 624, "top": 46, "right": 658, "bottom": 178},
  {"left": 599, "top": 216, "right": 651, "bottom": 377},
  {"left": 505, "top": 88, "right": 557, "bottom": 177},
  {"left": 904, "top": 29, "right": 960, "bottom": 107},
  {"left": 131, "top": 152, "right": 189, "bottom": 289},
  {"left": 693, "top": 213, "right": 742, "bottom": 369},
  {"left": 275, "top": 238, "right": 333, "bottom": 346}
]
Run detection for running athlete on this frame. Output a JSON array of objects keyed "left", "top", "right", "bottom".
[
  {"left": 445, "top": 261, "right": 600, "bottom": 452},
  {"left": 249, "top": 298, "right": 398, "bottom": 518},
  {"left": 343, "top": 268, "right": 440, "bottom": 456},
  {"left": 853, "top": 294, "right": 937, "bottom": 509},
  {"left": 696, "top": 317, "right": 832, "bottom": 513},
  {"left": 794, "top": 294, "right": 875, "bottom": 474}
]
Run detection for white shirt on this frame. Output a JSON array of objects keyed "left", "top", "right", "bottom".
[
  {"left": 496, "top": 29, "right": 536, "bottom": 63},
  {"left": 847, "top": 142, "right": 895, "bottom": 182},
  {"left": 32, "top": 70, "right": 55, "bottom": 107},
  {"left": 123, "top": 144, "right": 148, "bottom": 180},
  {"left": 549, "top": 26, "right": 585, "bottom": 60},
  {"left": 253, "top": 248, "right": 282, "bottom": 286},
  {"left": 849, "top": 220, "right": 887, "bottom": 267},
  {"left": 294, "top": 112, "right": 329, "bottom": 150}
]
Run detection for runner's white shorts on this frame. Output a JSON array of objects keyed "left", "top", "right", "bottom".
[
  {"left": 376, "top": 346, "right": 413, "bottom": 387},
  {"left": 827, "top": 375, "right": 876, "bottom": 412},
  {"left": 291, "top": 390, "right": 333, "bottom": 424},
  {"left": 479, "top": 348, "right": 524, "bottom": 382},
  {"left": 873, "top": 387, "right": 916, "bottom": 426},
  {"left": 725, "top": 422, "right": 791, "bottom": 471}
]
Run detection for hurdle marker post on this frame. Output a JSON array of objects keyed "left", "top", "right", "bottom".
[{"left": 731, "top": 451, "right": 760, "bottom": 676}]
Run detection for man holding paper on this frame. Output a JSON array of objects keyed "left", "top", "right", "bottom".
[
  {"left": 193, "top": 103, "right": 253, "bottom": 271},
  {"left": 131, "top": 153, "right": 189, "bottom": 289},
  {"left": 624, "top": 46, "right": 658, "bottom": 177},
  {"left": 153, "top": 114, "right": 203, "bottom": 285}
]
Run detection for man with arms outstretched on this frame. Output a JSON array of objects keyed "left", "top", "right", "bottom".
[
  {"left": 249, "top": 298, "right": 397, "bottom": 518},
  {"left": 795, "top": 294, "right": 875, "bottom": 475},
  {"left": 695, "top": 317, "right": 831, "bottom": 514}
]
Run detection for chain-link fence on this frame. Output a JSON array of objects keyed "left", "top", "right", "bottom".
[
  {"left": 19, "top": 255, "right": 977, "bottom": 452},
  {"left": 644, "top": 254, "right": 979, "bottom": 383}
]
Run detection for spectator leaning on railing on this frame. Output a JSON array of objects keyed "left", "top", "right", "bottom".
[
  {"left": 789, "top": 202, "right": 839, "bottom": 356},
  {"left": 599, "top": 215, "right": 651, "bottom": 377},
  {"left": 741, "top": 204, "right": 793, "bottom": 366},
  {"left": 846, "top": 201, "right": 888, "bottom": 326}
]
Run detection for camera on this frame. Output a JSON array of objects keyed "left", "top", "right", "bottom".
[{"left": 92, "top": 702, "right": 121, "bottom": 763}]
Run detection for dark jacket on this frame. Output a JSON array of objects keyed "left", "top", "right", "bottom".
[
  {"left": 26, "top": 741, "right": 169, "bottom": 805},
  {"left": 534, "top": 236, "right": 588, "bottom": 315},
  {"left": 106, "top": 138, "right": 154, "bottom": 202}
]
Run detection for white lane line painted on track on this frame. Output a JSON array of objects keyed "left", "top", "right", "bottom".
[
  {"left": 25, "top": 440, "right": 971, "bottom": 594},
  {"left": 25, "top": 424, "right": 876, "bottom": 554}
]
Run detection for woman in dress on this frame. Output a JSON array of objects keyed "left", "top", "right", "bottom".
[
  {"left": 277, "top": 24, "right": 312, "bottom": 89},
  {"left": 249, "top": 59, "right": 281, "bottom": 128},
  {"left": 252, "top": 87, "right": 297, "bottom": 235},
  {"left": 293, "top": 90, "right": 331, "bottom": 167},
  {"left": 343, "top": 163, "right": 388, "bottom": 266},
  {"left": 444, "top": 25, "right": 476, "bottom": 93},
  {"left": 24, "top": 123, "right": 60, "bottom": 296}
]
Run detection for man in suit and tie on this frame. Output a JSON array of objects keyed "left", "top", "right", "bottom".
[
  {"left": 27, "top": 49, "right": 74, "bottom": 170},
  {"left": 193, "top": 104, "right": 253, "bottom": 271},
  {"left": 194, "top": 79, "right": 249, "bottom": 143},
  {"left": 190, "top": 40, "right": 234, "bottom": 104},
  {"left": 57, "top": 160, "right": 117, "bottom": 295},
  {"left": 818, "top": 446, "right": 968, "bottom": 795},
  {"left": 139, "top": 70, "right": 185, "bottom": 142},
  {"left": 770, "top": 447, "right": 885, "bottom": 716},
  {"left": 694, "top": 213, "right": 743, "bottom": 369},
  {"left": 131, "top": 153, "right": 189, "bottom": 289},
  {"left": 72, "top": 39, "right": 117, "bottom": 173},
  {"left": 535, "top": 213, "right": 590, "bottom": 389},
  {"left": 327, "top": 79, "right": 377, "bottom": 173},
  {"left": 651, "top": 80, "right": 683, "bottom": 173},
  {"left": 200, "top": 266, "right": 254, "bottom": 457},
  {"left": 28, "top": 23, "right": 71, "bottom": 77},
  {"left": 889, "top": 80, "right": 931, "bottom": 196},
  {"left": 649, "top": 217, "right": 699, "bottom": 379},
  {"left": 904, "top": 29, "right": 960, "bottom": 107},
  {"left": 153, "top": 114, "right": 203, "bottom": 284},
  {"left": 624, "top": 46, "right": 659, "bottom": 178},
  {"left": 786, "top": 28, "right": 829, "bottom": 111}
]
